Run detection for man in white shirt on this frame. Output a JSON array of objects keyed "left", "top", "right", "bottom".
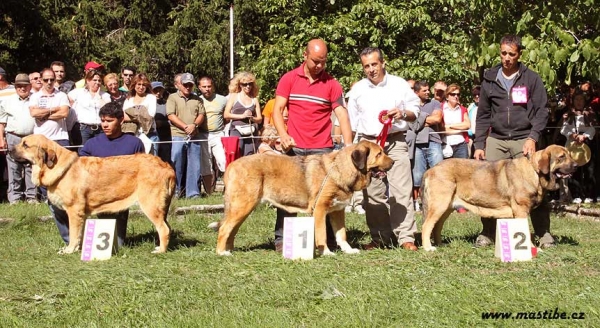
[
  {"left": 0, "top": 74, "right": 37, "bottom": 204},
  {"left": 29, "top": 68, "right": 71, "bottom": 244},
  {"left": 347, "top": 47, "right": 421, "bottom": 251}
]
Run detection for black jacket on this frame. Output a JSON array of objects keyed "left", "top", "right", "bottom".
[{"left": 474, "top": 63, "right": 548, "bottom": 150}]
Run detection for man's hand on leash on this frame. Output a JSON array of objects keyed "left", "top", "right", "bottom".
[
  {"left": 280, "top": 134, "right": 296, "bottom": 152},
  {"left": 523, "top": 138, "right": 536, "bottom": 157}
]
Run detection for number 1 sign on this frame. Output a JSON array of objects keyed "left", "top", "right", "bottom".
[
  {"left": 283, "top": 217, "right": 315, "bottom": 260},
  {"left": 81, "top": 219, "right": 117, "bottom": 261},
  {"left": 494, "top": 218, "right": 533, "bottom": 262}
]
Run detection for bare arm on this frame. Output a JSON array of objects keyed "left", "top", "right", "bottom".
[{"left": 333, "top": 105, "right": 353, "bottom": 147}]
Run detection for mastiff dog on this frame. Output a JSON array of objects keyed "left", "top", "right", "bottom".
[
  {"left": 11, "top": 134, "right": 176, "bottom": 254},
  {"left": 211, "top": 140, "right": 394, "bottom": 256},
  {"left": 420, "top": 145, "right": 577, "bottom": 251}
]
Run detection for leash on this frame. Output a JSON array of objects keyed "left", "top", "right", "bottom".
[{"left": 309, "top": 164, "right": 336, "bottom": 215}]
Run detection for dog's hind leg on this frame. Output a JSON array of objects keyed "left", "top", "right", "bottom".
[
  {"left": 328, "top": 210, "right": 359, "bottom": 254},
  {"left": 216, "top": 196, "right": 259, "bottom": 256},
  {"left": 139, "top": 198, "right": 171, "bottom": 254}
]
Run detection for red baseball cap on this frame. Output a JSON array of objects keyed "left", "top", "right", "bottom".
[{"left": 84, "top": 61, "right": 104, "bottom": 71}]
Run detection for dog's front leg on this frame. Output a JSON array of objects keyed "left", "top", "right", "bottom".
[
  {"left": 328, "top": 210, "right": 359, "bottom": 254},
  {"left": 61, "top": 210, "right": 85, "bottom": 254},
  {"left": 314, "top": 207, "right": 334, "bottom": 256}
]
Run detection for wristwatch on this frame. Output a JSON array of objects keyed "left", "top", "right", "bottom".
[{"left": 401, "top": 110, "right": 408, "bottom": 120}]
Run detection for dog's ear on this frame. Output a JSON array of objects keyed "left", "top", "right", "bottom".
[
  {"left": 535, "top": 148, "right": 551, "bottom": 175},
  {"left": 44, "top": 149, "right": 57, "bottom": 169},
  {"left": 351, "top": 145, "right": 369, "bottom": 171}
]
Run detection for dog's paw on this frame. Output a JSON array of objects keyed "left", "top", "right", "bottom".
[
  {"left": 207, "top": 221, "right": 220, "bottom": 232},
  {"left": 320, "top": 249, "right": 336, "bottom": 256},
  {"left": 343, "top": 247, "right": 360, "bottom": 254},
  {"left": 58, "top": 246, "right": 77, "bottom": 255},
  {"left": 151, "top": 246, "right": 166, "bottom": 254},
  {"left": 217, "top": 250, "right": 232, "bottom": 256},
  {"left": 423, "top": 246, "right": 437, "bottom": 252}
]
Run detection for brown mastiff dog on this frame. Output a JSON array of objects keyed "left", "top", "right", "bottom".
[
  {"left": 11, "top": 134, "right": 176, "bottom": 254},
  {"left": 420, "top": 145, "right": 577, "bottom": 251},
  {"left": 211, "top": 140, "right": 394, "bottom": 256}
]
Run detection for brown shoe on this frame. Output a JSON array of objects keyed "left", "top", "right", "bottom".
[
  {"left": 361, "top": 241, "right": 384, "bottom": 251},
  {"left": 401, "top": 242, "right": 418, "bottom": 251},
  {"left": 274, "top": 240, "right": 283, "bottom": 253}
]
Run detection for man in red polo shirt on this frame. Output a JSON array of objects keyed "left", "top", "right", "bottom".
[{"left": 271, "top": 38, "right": 353, "bottom": 253}]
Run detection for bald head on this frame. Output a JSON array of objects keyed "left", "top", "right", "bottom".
[
  {"left": 303, "top": 39, "right": 329, "bottom": 79},
  {"left": 306, "top": 39, "right": 328, "bottom": 57}
]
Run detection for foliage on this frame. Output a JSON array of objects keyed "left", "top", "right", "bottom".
[{"left": 1, "top": 0, "right": 599, "bottom": 98}]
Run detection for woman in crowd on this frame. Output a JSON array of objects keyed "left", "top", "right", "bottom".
[
  {"left": 560, "top": 91, "right": 597, "bottom": 203},
  {"left": 68, "top": 69, "right": 111, "bottom": 144},
  {"left": 122, "top": 73, "right": 158, "bottom": 153},
  {"left": 104, "top": 73, "right": 127, "bottom": 108},
  {"left": 224, "top": 71, "right": 263, "bottom": 156},
  {"left": 441, "top": 83, "right": 470, "bottom": 159}
]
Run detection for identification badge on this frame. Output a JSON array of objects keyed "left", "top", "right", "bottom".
[{"left": 511, "top": 86, "right": 528, "bottom": 104}]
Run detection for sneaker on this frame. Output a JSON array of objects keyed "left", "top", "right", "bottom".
[
  {"left": 26, "top": 199, "right": 39, "bottom": 204},
  {"left": 572, "top": 198, "right": 582, "bottom": 204},
  {"left": 584, "top": 198, "right": 593, "bottom": 204},
  {"left": 414, "top": 201, "right": 421, "bottom": 211},
  {"left": 354, "top": 205, "right": 366, "bottom": 215},
  {"left": 345, "top": 206, "right": 353, "bottom": 213},
  {"left": 474, "top": 235, "right": 494, "bottom": 248}
]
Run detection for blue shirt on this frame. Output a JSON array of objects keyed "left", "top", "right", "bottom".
[{"left": 79, "top": 133, "right": 145, "bottom": 157}]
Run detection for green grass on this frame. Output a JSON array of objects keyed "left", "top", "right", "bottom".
[{"left": 1, "top": 196, "right": 599, "bottom": 327}]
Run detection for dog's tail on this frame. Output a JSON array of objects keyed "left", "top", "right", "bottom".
[
  {"left": 207, "top": 221, "right": 221, "bottom": 232},
  {"left": 420, "top": 174, "right": 429, "bottom": 219}
]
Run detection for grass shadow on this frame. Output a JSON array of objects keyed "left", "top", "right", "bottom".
[{"left": 125, "top": 229, "right": 202, "bottom": 251}]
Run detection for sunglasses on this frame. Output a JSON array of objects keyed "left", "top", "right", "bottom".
[
  {"left": 448, "top": 92, "right": 460, "bottom": 97},
  {"left": 240, "top": 82, "right": 253, "bottom": 87},
  {"left": 30, "top": 76, "right": 40, "bottom": 80},
  {"left": 42, "top": 78, "right": 55, "bottom": 83}
]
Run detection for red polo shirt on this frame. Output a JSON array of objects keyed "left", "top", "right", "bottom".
[{"left": 275, "top": 63, "right": 344, "bottom": 149}]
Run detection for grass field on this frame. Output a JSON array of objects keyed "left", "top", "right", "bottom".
[{"left": 1, "top": 195, "right": 599, "bottom": 327}]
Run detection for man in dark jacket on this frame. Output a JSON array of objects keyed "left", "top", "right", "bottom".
[{"left": 473, "top": 35, "right": 554, "bottom": 248}]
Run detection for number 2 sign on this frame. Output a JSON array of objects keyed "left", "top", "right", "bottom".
[
  {"left": 494, "top": 218, "right": 534, "bottom": 262},
  {"left": 283, "top": 217, "right": 315, "bottom": 260}
]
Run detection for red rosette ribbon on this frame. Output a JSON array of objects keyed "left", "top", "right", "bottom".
[{"left": 376, "top": 110, "right": 393, "bottom": 147}]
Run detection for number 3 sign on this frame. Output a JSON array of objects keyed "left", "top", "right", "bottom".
[
  {"left": 494, "top": 218, "right": 535, "bottom": 262},
  {"left": 81, "top": 219, "right": 117, "bottom": 261},
  {"left": 283, "top": 217, "right": 315, "bottom": 260}
]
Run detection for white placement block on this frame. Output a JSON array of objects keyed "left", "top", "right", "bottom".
[
  {"left": 283, "top": 217, "right": 315, "bottom": 260},
  {"left": 81, "top": 219, "right": 117, "bottom": 261},
  {"left": 494, "top": 218, "right": 533, "bottom": 262}
]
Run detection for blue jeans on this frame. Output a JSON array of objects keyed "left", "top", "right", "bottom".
[
  {"left": 148, "top": 132, "right": 159, "bottom": 157},
  {"left": 412, "top": 141, "right": 443, "bottom": 187},
  {"left": 80, "top": 123, "right": 103, "bottom": 145},
  {"left": 170, "top": 135, "right": 202, "bottom": 198},
  {"left": 451, "top": 142, "right": 469, "bottom": 159}
]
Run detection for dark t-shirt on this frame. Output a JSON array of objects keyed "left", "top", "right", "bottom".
[{"left": 79, "top": 133, "right": 145, "bottom": 157}]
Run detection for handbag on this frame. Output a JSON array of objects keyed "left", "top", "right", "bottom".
[{"left": 234, "top": 123, "right": 256, "bottom": 136}]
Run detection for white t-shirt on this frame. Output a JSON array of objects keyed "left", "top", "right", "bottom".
[
  {"left": 29, "top": 89, "right": 70, "bottom": 140},
  {"left": 442, "top": 102, "right": 466, "bottom": 145},
  {"left": 68, "top": 88, "right": 111, "bottom": 124}
]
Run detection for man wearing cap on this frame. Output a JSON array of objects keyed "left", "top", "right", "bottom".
[
  {"left": 119, "top": 66, "right": 136, "bottom": 92},
  {"left": 0, "top": 74, "right": 37, "bottom": 204},
  {"left": 29, "top": 68, "right": 71, "bottom": 243},
  {"left": 474, "top": 34, "right": 553, "bottom": 249},
  {"left": 198, "top": 76, "right": 227, "bottom": 194},
  {"left": 167, "top": 73, "right": 206, "bottom": 198},
  {"left": 151, "top": 81, "right": 171, "bottom": 163},
  {"left": 432, "top": 81, "right": 447, "bottom": 102},
  {"left": 75, "top": 61, "right": 105, "bottom": 89}
]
